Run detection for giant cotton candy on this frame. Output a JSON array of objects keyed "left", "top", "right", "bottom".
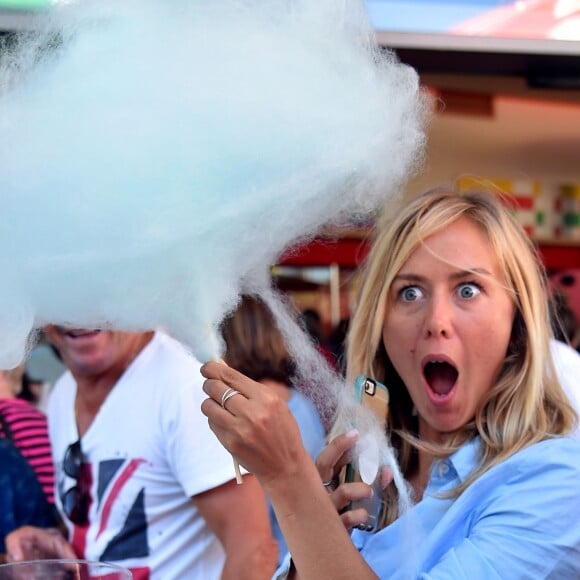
[{"left": 0, "top": 0, "right": 427, "bottom": 367}]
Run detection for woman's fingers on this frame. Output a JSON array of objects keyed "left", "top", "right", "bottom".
[
  {"left": 330, "top": 481, "right": 370, "bottom": 511},
  {"left": 201, "top": 361, "right": 261, "bottom": 399},
  {"left": 380, "top": 466, "right": 394, "bottom": 489},
  {"left": 317, "top": 440, "right": 390, "bottom": 534},
  {"left": 329, "top": 481, "right": 375, "bottom": 531},
  {"left": 201, "top": 366, "right": 310, "bottom": 483},
  {"left": 202, "top": 362, "right": 271, "bottom": 420},
  {"left": 340, "top": 507, "right": 371, "bottom": 531},
  {"left": 315, "top": 429, "right": 359, "bottom": 485}
]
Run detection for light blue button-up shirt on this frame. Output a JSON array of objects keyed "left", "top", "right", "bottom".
[
  {"left": 351, "top": 436, "right": 580, "bottom": 579},
  {"left": 275, "top": 436, "right": 580, "bottom": 579}
]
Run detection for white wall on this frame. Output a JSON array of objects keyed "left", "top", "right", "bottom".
[{"left": 407, "top": 95, "right": 580, "bottom": 195}]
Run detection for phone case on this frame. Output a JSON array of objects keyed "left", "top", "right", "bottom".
[
  {"left": 341, "top": 375, "right": 390, "bottom": 532},
  {"left": 353, "top": 375, "right": 389, "bottom": 427},
  {"left": 345, "top": 376, "right": 390, "bottom": 484}
]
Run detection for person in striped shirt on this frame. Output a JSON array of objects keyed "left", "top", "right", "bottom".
[{"left": 0, "top": 365, "right": 55, "bottom": 504}]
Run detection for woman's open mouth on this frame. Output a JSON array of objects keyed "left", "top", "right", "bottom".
[{"left": 423, "top": 359, "right": 458, "bottom": 403}]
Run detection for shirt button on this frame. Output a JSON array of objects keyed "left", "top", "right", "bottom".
[{"left": 438, "top": 462, "right": 450, "bottom": 477}]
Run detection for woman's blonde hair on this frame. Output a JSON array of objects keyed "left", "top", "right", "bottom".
[{"left": 346, "top": 187, "right": 577, "bottom": 525}]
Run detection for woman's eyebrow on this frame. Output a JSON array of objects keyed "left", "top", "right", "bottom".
[
  {"left": 394, "top": 268, "right": 492, "bottom": 284},
  {"left": 449, "top": 267, "right": 492, "bottom": 280},
  {"left": 392, "top": 273, "right": 424, "bottom": 284}
]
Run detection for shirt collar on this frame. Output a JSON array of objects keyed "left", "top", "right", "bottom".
[{"left": 445, "top": 436, "right": 482, "bottom": 483}]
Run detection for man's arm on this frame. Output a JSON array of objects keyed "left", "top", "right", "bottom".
[{"left": 194, "top": 473, "right": 278, "bottom": 580}]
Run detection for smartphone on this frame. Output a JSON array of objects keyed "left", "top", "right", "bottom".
[
  {"left": 354, "top": 375, "right": 389, "bottom": 429},
  {"left": 341, "top": 375, "right": 389, "bottom": 532}
]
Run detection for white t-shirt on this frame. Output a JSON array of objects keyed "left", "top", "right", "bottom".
[
  {"left": 48, "top": 332, "right": 237, "bottom": 579},
  {"left": 551, "top": 339, "right": 580, "bottom": 439}
]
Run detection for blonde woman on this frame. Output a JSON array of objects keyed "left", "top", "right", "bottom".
[{"left": 201, "top": 188, "right": 580, "bottom": 579}]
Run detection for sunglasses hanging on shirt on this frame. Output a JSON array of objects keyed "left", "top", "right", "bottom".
[{"left": 60, "top": 439, "right": 90, "bottom": 526}]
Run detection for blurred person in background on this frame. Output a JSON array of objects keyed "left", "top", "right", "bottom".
[
  {"left": 18, "top": 372, "right": 45, "bottom": 407},
  {"left": 327, "top": 318, "right": 350, "bottom": 376},
  {"left": 221, "top": 295, "right": 326, "bottom": 565},
  {"left": 0, "top": 438, "right": 57, "bottom": 557},
  {"left": 549, "top": 291, "right": 580, "bottom": 438},
  {"left": 550, "top": 291, "right": 579, "bottom": 349},
  {"left": 23, "top": 333, "right": 68, "bottom": 412},
  {"left": 0, "top": 365, "right": 55, "bottom": 505},
  {"left": 299, "top": 308, "right": 336, "bottom": 370}
]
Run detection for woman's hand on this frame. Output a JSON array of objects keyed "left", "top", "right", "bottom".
[
  {"left": 202, "top": 363, "right": 382, "bottom": 580},
  {"left": 201, "top": 361, "right": 313, "bottom": 489},
  {"left": 315, "top": 431, "right": 393, "bottom": 531}
]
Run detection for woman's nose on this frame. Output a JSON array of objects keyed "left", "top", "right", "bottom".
[{"left": 423, "top": 295, "right": 453, "bottom": 339}]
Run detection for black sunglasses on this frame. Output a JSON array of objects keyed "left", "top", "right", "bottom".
[{"left": 60, "top": 440, "right": 90, "bottom": 526}]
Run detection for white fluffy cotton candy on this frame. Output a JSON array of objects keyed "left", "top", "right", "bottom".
[
  {"left": 0, "top": 0, "right": 428, "bottom": 367},
  {"left": 260, "top": 288, "right": 414, "bottom": 515}
]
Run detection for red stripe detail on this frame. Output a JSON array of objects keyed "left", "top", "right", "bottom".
[
  {"left": 97, "top": 459, "right": 146, "bottom": 539},
  {"left": 129, "top": 567, "right": 150, "bottom": 580},
  {"left": 0, "top": 399, "right": 55, "bottom": 503}
]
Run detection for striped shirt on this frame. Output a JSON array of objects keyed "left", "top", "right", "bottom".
[{"left": 0, "top": 398, "right": 55, "bottom": 504}]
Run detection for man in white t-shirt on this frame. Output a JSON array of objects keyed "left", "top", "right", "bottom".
[{"left": 5, "top": 329, "right": 277, "bottom": 579}]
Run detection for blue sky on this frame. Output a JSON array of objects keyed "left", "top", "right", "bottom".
[{"left": 365, "top": 0, "right": 512, "bottom": 33}]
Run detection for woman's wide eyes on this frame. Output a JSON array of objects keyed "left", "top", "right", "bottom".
[
  {"left": 399, "top": 283, "right": 481, "bottom": 302},
  {"left": 458, "top": 283, "right": 481, "bottom": 299},
  {"left": 401, "top": 286, "right": 423, "bottom": 301}
]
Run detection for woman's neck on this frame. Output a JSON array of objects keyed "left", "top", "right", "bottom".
[
  {"left": 409, "top": 450, "right": 433, "bottom": 501},
  {"left": 410, "top": 418, "right": 451, "bottom": 500}
]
